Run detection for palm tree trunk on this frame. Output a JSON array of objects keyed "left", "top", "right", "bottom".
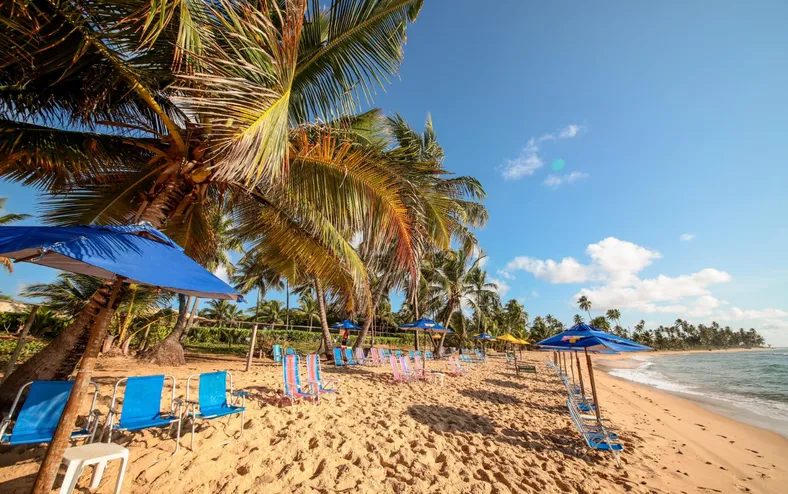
[
  {"left": 285, "top": 280, "right": 290, "bottom": 330},
  {"left": 437, "top": 302, "right": 455, "bottom": 356},
  {"left": 0, "top": 281, "right": 118, "bottom": 409},
  {"left": 179, "top": 297, "right": 201, "bottom": 343},
  {"left": 314, "top": 278, "right": 334, "bottom": 362},
  {"left": 352, "top": 270, "right": 391, "bottom": 350},
  {"left": 142, "top": 294, "right": 190, "bottom": 365}
]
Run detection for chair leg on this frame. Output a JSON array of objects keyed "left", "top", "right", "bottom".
[
  {"left": 191, "top": 418, "right": 196, "bottom": 451},
  {"left": 90, "top": 460, "right": 107, "bottom": 489},
  {"left": 59, "top": 460, "right": 82, "bottom": 494},
  {"left": 239, "top": 409, "right": 245, "bottom": 438},
  {"left": 114, "top": 452, "right": 129, "bottom": 494},
  {"left": 173, "top": 418, "right": 182, "bottom": 456}
]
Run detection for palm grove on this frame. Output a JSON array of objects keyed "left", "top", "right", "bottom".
[{"left": 0, "top": 0, "right": 767, "bottom": 407}]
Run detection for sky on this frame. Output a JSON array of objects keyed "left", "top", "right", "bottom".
[{"left": 2, "top": 1, "right": 788, "bottom": 345}]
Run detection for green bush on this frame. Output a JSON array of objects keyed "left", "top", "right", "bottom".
[{"left": 0, "top": 338, "right": 47, "bottom": 366}]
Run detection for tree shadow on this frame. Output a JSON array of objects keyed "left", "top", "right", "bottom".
[
  {"left": 457, "top": 389, "right": 522, "bottom": 405},
  {"left": 407, "top": 405, "right": 496, "bottom": 434},
  {"left": 483, "top": 378, "right": 527, "bottom": 390},
  {"left": 0, "top": 472, "right": 37, "bottom": 493}
]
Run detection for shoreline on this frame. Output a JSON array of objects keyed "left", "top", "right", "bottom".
[{"left": 595, "top": 351, "right": 788, "bottom": 439}]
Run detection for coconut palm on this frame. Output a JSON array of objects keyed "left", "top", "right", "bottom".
[
  {"left": 296, "top": 293, "right": 320, "bottom": 332},
  {"left": 606, "top": 309, "right": 622, "bottom": 328},
  {"left": 200, "top": 300, "right": 237, "bottom": 327},
  {"left": 577, "top": 295, "right": 592, "bottom": 320},
  {"left": 0, "top": 198, "right": 30, "bottom": 273},
  {"left": 0, "top": 0, "right": 427, "bottom": 401},
  {"left": 573, "top": 314, "right": 585, "bottom": 325},
  {"left": 425, "top": 251, "right": 498, "bottom": 353},
  {"left": 257, "top": 300, "right": 285, "bottom": 326}
]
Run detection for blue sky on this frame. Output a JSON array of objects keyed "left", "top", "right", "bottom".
[{"left": 2, "top": 1, "right": 788, "bottom": 344}]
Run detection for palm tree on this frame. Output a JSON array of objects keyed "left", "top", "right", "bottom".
[
  {"left": 0, "top": 0, "right": 427, "bottom": 402},
  {"left": 232, "top": 258, "right": 285, "bottom": 322},
  {"left": 573, "top": 314, "right": 585, "bottom": 325},
  {"left": 426, "top": 251, "right": 498, "bottom": 353},
  {"left": 606, "top": 309, "right": 622, "bottom": 330},
  {"left": 296, "top": 294, "right": 319, "bottom": 332},
  {"left": 0, "top": 198, "right": 30, "bottom": 273},
  {"left": 577, "top": 296, "right": 592, "bottom": 320},
  {"left": 502, "top": 299, "right": 528, "bottom": 335},
  {"left": 201, "top": 300, "right": 237, "bottom": 327},
  {"left": 257, "top": 300, "right": 285, "bottom": 326}
]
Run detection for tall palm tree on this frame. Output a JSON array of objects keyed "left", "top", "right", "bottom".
[
  {"left": 577, "top": 295, "right": 592, "bottom": 320},
  {"left": 573, "top": 313, "right": 585, "bottom": 325},
  {"left": 201, "top": 300, "right": 237, "bottom": 327},
  {"left": 606, "top": 308, "right": 622, "bottom": 329},
  {"left": 0, "top": 0, "right": 427, "bottom": 399},
  {"left": 0, "top": 197, "right": 30, "bottom": 273},
  {"left": 257, "top": 300, "right": 285, "bottom": 326},
  {"left": 426, "top": 251, "right": 498, "bottom": 353}
]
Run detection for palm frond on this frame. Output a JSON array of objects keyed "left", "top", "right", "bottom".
[{"left": 291, "top": 0, "right": 423, "bottom": 122}]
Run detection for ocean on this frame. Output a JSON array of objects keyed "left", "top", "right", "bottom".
[{"left": 605, "top": 350, "right": 788, "bottom": 437}]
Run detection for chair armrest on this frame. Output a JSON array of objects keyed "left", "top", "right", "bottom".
[{"left": 232, "top": 390, "right": 249, "bottom": 398}]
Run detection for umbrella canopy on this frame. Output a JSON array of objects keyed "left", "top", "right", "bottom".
[
  {"left": 513, "top": 337, "right": 530, "bottom": 345},
  {"left": 330, "top": 320, "right": 361, "bottom": 330},
  {"left": 473, "top": 333, "right": 496, "bottom": 340},
  {"left": 0, "top": 224, "right": 242, "bottom": 301},
  {"left": 535, "top": 323, "right": 651, "bottom": 353},
  {"left": 497, "top": 333, "right": 520, "bottom": 343},
  {"left": 400, "top": 318, "right": 453, "bottom": 333}
]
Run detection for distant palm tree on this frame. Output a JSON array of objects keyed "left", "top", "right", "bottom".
[
  {"left": 201, "top": 300, "right": 237, "bottom": 327},
  {"left": 577, "top": 296, "right": 592, "bottom": 320},
  {"left": 257, "top": 300, "right": 285, "bottom": 326},
  {"left": 0, "top": 197, "right": 30, "bottom": 273},
  {"left": 573, "top": 313, "right": 585, "bottom": 325},
  {"left": 296, "top": 294, "right": 319, "bottom": 332},
  {"left": 606, "top": 309, "right": 622, "bottom": 328}
]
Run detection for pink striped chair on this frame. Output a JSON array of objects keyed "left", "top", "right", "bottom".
[
  {"left": 282, "top": 354, "right": 318, "bottom": 410},
  {"left": 305, "top": 353, "right": 340, "bottom": 404}
]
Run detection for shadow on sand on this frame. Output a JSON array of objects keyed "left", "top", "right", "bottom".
[
  {"left": 458, "top": 389, "right": 522, "bottom": 405},
  {"left": 407, "top": 405, "right": 496, "bottom": 434}
]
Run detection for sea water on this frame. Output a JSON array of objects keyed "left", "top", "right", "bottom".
[{"left": 607, "top": 350, "right": 788, "bottom": 437}]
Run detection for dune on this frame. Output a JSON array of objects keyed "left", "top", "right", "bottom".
[{"left": 0, "top": 351, "right": 785, "bottom": 493}]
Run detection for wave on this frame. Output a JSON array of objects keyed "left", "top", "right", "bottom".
[{"left": 608, "top": 363, "right": 702, "bottom": 396}]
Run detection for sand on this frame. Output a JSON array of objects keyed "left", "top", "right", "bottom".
[{"left": 0, "top": 350, "right": 786, "bottom": 493}]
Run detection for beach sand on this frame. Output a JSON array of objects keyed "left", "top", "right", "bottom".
[{"left": 0, "top": 351, "right": 785, "bottom": 493}]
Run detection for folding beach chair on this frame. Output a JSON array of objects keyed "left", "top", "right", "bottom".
[
  {"left": 272, "top": 344, "right": 283, "bottom": 363},
  {"left": 0, "top": 381, "right": 101, "bottom": 446},
  {"left": 285, "top": 348, "right": 296, "bottom": 356},
  {"left": 185, "top": 371, "right": 247, "bottom": 451},
  {"left": 368, "top": 348, "right": 380, "bottom": 367},
  {"left": 344, "top": 347, "right": 359, "bottom": 366},
  {"left": 408, "top": 350, "right": 416, "bottom": 361},
  {"left": 447, "top": 357, "right": 469, "bottom": 376},
  {"left": 355, "top": 347, "right": 367, "bottom": 365},
  {"left": 425, "top": 350, "right": 435, "bottom": 360},
  {"left": 332, "top": 347, "right": 345, "bottom": 366},
  {"left": 283, "top": 354, "right": 319, "bottom": 410},
  {"left": 394, "top": 350, "right": 403, "bottom": 358},
  {"left": 305, "top": 353, "right": 340, "bottom": 404},
  {"left": 389, "top": 356, "right": 411, "bottom": 383},
  {"left": 104, "top": 375, "right": 182, "bottom": 455},
  {"left": 566, "top": 398, "right": 623, "bottom": 467}
]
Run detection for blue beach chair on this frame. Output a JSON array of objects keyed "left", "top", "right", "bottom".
[
  {"left": 425, "top": 350, "right": 435, "bottom": 360},
  {"left": 333, "top": 347, "right": 345, "bottom": 366},
  {"left": 185, "top": 371, "right": 247, "bottom": 451},
  {"left": 104, "top": 375, "right": 182, "bottom": 454},
  {"left": 272, "top": 345, "right": 283, "bottom": 363},
  {"left": 408, "top": 350, "right": 416, "bottom": 361},
  {"left": 567, "top": 398, "right": 622, "bottom": 467},
  {"left": 286, "top": 347, "right": 296, "bottom": 356},
  {"left": 344, "top": 347, "right": 359, "bottom": 366},
  {"left": 0, "top": 380, "right": 101, "bottom": 446},
  {"left": 395, "top": 350, "right": 403, "bottom": 358}
]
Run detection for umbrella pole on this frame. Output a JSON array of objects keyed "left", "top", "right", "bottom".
[
  {"left": 575, "top": 351, "right": 586, "bottom": 398},
  {"left": 569, "top": 351, "right": 576, "bottom": 386},
  {"left": 245, "top": 323, "right": 259, "bottom": 372},
  {"left": 33, "top": 277, "right": 123, "bottom": 494},
  {"left": 584, "top": 348, "right": 602, "bottom": 424}
]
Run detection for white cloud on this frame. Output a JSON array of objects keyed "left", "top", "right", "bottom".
[
  {"left": 501, "top": 138, "right": 543, "bottom": 179},
  {"left": 680, "top": 233, "right": 696, "bottom": 242},
  {"left": 496, "top": 269, "right": 515, "bottom": 280},
  {"left": 543, "top": 171, "right": 589, "bottom": 189},
  {"left": 489, "top": 277, "right": 511, "bottom": 297},
  {"left": 477, "top": 256, "right": 489, "bottom": 268},
  {"left": 719, "top": 307, "right": 788, "bottom": 320},
  {"left": 531, "top": 290, "right": 540, "bottom": 298},
  {"left": 500, "top": 124, "right": 584, "bottom": 180},
  {"left": 214, "top": 265, "right": 229, "bottom": 282},
  {"left": 506, "top": 256, "right": 593, "bottom": 284}
]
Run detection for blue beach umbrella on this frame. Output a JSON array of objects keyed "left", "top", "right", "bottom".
[
  {"left": 330, "top": 320, "right": 361, "bottom": 330},
  {"left": 0, "top": 223, "right": 242, "bottom": 489},
  {"left": 536, "top": 323, "right": 652, "bottom": 422},
  {"left": 400, "top": 318, "right": 453, "bottom": 333},
  {"left": 472, "top": 333, "right": 495, "bottom": 340}
]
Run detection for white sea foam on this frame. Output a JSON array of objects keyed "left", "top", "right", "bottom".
[{"left": 608, "top": 361, "right": 702, "bottom": 395}]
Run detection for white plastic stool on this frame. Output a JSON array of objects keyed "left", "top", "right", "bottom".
[
  {"left": 59, "top": 442, "right": 129, "bottom": 494},
  {"left": 429, "top": 372, "right": 446, "bottom": 386}
]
